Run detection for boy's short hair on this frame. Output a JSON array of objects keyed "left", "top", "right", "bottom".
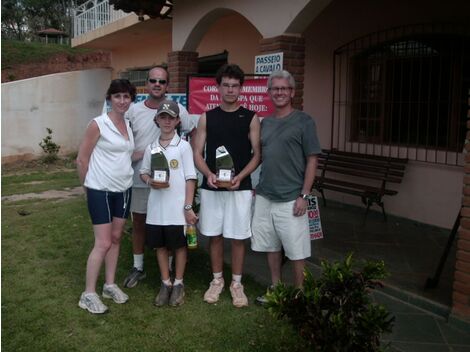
[{"left": 215, "top": 64, "right": 245, "bottom": 85}]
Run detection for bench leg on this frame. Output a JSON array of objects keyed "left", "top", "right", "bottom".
[
  {"left": 320, "top": 189, "right": 327, "bottom": 206},
  {"left": 379, "top": 201, "right": 387, "bottom": 221},
  {"left": 363, "top": 203, "right": 371, "bottom": 224},
  {"left": 362, "top": 198, "right": 387, "bottom": 223}
]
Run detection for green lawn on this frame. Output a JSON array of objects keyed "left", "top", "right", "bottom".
[
  {"left": 1, "top": 163, "right": 308, "bottom": 351},
  {"left": 1, "top": 40, "right": 92, "bottom": 68}
]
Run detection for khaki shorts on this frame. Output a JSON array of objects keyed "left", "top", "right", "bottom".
[
  {"left": 198, "top": 189, "right": 253, "bottom": 240},
  {"left": 251, "top": 194, "right": 311, "bottom": 260},
  {"left": 130, "top": 187, "right": 150, "bottom": 214}
]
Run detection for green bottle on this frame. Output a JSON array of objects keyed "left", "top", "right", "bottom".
[{"left": 186, "top": 225, "right": 197, "bottom": 249}]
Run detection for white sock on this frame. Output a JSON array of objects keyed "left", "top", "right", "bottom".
[
  {"left": 134, "top": 254, "right": 144, "bottom": 271},
  {"left": 232, "top": 274, "right": 242, "bottom": 283},
  {"left": 174, "top": 278, "right": 183, "bottom": 286},
  {"left": 162, "top": 278, "right": 171, "bottom": 286},
  {"left": 213, "top": 272, "right": 223, "bottom": 280}
]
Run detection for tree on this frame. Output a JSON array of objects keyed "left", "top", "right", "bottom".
[
  {"left": 1, "top": 0, "right": 88, "bottom": 40},
  {"left": 1, "top": 0, "right": 28, "bottom": 40}
]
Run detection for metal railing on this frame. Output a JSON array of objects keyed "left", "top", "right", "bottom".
[{"left": 73, "top": 0, "right": 129, "bottom": 37}]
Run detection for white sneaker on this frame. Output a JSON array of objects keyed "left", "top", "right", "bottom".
[
  {"left": 203, "top": 278, "right": 224, "bottom": 303},
  {"left": 230, "top": 281, "right": 248, "bottom": 308},
  {"left": 78, "top": 292, "right": 108, "bottom": 314},
  {"left": 102, "top": 284, "right": 129, "bottom": 304}
]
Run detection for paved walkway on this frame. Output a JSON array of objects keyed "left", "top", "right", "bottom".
[{"left": 199, "top": 199, "right": 470, "bottom": 351}]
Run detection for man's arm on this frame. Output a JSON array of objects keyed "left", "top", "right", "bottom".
[
  {"left": 125, "top": 105, "right": 144, "bottom": 162},
  {"left": 132, "top": 150, "right": 145, "bottom": 162},
  {"left": 301, "top": 154, "right": 318, "bottom": 196},
  {"left": 229, "top": 114, "right": 261, "bottom": 190},
  {"left": 179, "top": 104, "right": 198, "bottom": 148},
  {"left": 193, "top": 113, "right": 217, "bottom": 188},
  {"left": 293, "top": 154, "right": 318, "bottom": 216}
]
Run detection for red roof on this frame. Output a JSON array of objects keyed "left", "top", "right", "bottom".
[{"left": 37, "top": 28, "right": 68, "bottom": 37}]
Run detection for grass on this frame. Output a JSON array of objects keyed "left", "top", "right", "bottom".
[
  {"left": 1, "top": 40, "right": 92, "bottom": 68},
  {"left": 1, "top": 162, "right": 308, "bottom": 351},
  {"left": 2, "top": 170, "right": 80, "bottom": 196},
  {"left": 2, "top": 156, "right": 80, "bottom": 196}
]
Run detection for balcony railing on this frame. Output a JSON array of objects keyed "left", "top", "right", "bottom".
[{"left": 73, "top": 0, "right": 130, "bottom": 37}]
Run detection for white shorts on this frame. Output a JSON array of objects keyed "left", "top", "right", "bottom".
[
  {"left": 198, "top": 189, "right": 253, "bottom": 240},
  {"left": 251, "top": 194, "right": 311, "bottom": 260},
  {"left": 130, "top": 187, "right": 150, "bottom": 214}
]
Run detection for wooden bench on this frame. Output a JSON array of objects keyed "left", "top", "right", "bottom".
[{"left": 313, "top": 149, "right": 408, "bottom": 220}]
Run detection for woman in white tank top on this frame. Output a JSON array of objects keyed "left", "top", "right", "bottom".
[{"left": 76, "top": 79, "right": 136, "bottom": 314}]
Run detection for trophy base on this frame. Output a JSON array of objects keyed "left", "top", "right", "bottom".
[
  {"left": 153, "top": 181, "right": 169, "bottom": 188},
  {"left": 216, "top": 180, "right": 232, "bottom": 188}
]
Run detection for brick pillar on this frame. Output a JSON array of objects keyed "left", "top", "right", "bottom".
[
  {"left": 453, "top": 102, "right": 470, "bottom": 322},
  {"left": 167, "top": 51, "right": 198, "bottom": 94},
  {"left": 259, "top": 35, "right": 305, "bottom": 110}
]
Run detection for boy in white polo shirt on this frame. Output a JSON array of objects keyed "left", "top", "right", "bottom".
[{"left": 140, "top": 100, "right": 198, "bottom": 306}]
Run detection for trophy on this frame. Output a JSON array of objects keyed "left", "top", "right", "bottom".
[
  {"left": 150, "top": 145, "right": 169, "bottom": 187},
  {"left": 215, "top": 145, "right": 234, "bottom": 188}
]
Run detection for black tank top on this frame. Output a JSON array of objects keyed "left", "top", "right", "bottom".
[{"left": 201, "top": 106, "right": 255, "bottom": 191}]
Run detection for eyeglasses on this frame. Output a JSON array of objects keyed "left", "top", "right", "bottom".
[
  {"left": 148, "top": 78, "right": 168, "bottom": 85},
  {"left": 221, "top": 83, "right": 241, "bottom": 89},
  {"left": 269, "top": 87, "right": 293, "bottom": 93}
]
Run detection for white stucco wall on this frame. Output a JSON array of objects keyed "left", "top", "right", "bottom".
[
  {"left": 1, "top": 69, "right": 112, "bottom": 162},
  {"left": 302, "top": 0, "right": 468, "bottom": 228},
  {"left": 172, "top": 0, "right": 331, "bottom": 51}
]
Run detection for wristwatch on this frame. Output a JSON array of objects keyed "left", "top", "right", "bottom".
[
  {"left": 299, "top": 194, "right": 309, "bottom": 200},
  {"left": 184, "top": 204, "right": 193, "bottom": 211}
]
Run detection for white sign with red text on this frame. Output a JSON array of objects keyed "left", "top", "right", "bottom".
[{"left": 307, "top": 195, "right": 324, "bottom": 240}]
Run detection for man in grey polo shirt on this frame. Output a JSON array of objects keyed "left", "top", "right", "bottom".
[{"left": 251, "top": 70, "right": 321, "bottom": 300}]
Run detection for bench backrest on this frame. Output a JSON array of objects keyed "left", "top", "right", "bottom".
[{"left": 317, "top": 149, "right": 408, "bottom": 184}]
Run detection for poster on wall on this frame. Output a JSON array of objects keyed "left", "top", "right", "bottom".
[{"left": 187, "top": 76, "right": 275, "bottom": 118}]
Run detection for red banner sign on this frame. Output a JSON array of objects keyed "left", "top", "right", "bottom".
[{"left": 188, "top": 76, "right": 274, "bottom": 117}]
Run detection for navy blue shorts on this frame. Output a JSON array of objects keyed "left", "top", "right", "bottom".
[
  {"left": 146, "top": 225, "right": 186, "bottom": 250},
  {"left": 86, "top": 188, "right": 132, "bottom": 225}
]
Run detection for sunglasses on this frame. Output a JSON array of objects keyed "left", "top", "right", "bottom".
[{"left": 148, "top": 78, "right": 167, "bottom": 85}]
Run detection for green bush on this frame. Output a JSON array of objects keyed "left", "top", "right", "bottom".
[
  {"left": 266, "top": 253, "right": 395, "bottom": 352},
  {"left": 39, "top": 127, "right": 60, "bottom": 163}
]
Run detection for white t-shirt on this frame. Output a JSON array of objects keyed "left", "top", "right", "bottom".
[
  {"left": 84, "top": 113, "right": 134, "bottom": 192},
  {"left": 140, "top": 133, "right": 197, "bottom": 225},
  {"left": 126, "top": 100, "right": 197, "bottom": 188}
]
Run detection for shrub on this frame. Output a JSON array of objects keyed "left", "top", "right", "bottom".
[
  {"left": 266, "top": 253, "right": 395, "bottom": 352},
  {"left": 39, "top": 127, "right": 60, "bottom": 163}
]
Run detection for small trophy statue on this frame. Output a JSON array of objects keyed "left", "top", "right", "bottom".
[
  {"left": 215, "top": 145, "right": 234, "bottom": 188},
  {"left": 150, "top": 145, "right": 169, "bottom": 187}
]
